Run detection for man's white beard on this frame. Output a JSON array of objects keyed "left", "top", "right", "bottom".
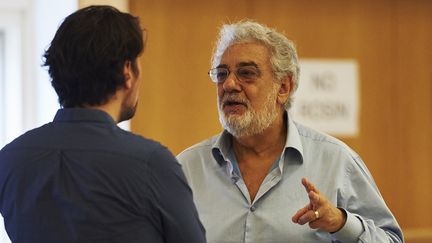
[{"left": 218, "top": 86, "right": 279, "bottom": 138}]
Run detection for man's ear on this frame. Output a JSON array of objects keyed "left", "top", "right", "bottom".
[
  {"left": 123, "top": 60, "right": 133, "bottom": 89},
  {"left": 277, "top": 75, "right": 293, "bottom": 105}
]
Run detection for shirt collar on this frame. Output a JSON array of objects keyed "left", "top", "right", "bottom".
[
  {"left": 211, "top": 111, "right": 304, "bottom": 170},
  {"left": 53, "top": 108, "right": 116, "bottom": 125},
  {"left": 285, "top": 112, "right": 304, "bottom": 161},
  {"left": 211, "top": 130, "right": 234, "bottom": 174}
]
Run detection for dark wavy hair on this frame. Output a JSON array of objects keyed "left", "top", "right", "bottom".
[{"left": 43, "top": 5, "right": 145, "bottom": 108}]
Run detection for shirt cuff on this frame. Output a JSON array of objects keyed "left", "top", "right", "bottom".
[{"left": 331, "top": 208, "right": 364, "bottom": 243}]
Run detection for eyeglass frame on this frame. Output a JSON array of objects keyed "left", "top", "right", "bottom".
[{"left": 208, "top": 64, "right": 263, "bottom": 84}]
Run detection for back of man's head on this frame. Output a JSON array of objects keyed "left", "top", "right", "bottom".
[{"left": 43, "top": 5, "right": 145, "bottom": 108}]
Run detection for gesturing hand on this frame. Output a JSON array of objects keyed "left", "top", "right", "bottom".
[{"left": 291, "top": 178, "right": 347, "bottom": 233}]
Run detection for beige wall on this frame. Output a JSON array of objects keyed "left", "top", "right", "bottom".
[
  {"left": 130, "top": 0, "right": 432, "bottom": 241},
  {"left": 79, "top": 0, "right": 128, "bottom": 11}
]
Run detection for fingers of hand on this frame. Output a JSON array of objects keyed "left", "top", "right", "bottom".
[
  {"left": 297, "top": 209, "right": 319, "bottom": 225},
  {"left": 301, "top": 178, "right": 320, "bottom": 194},
  {"left": 291, "top": 204, "right": 312, "bottom": 223},
  {"left": 301, "top": 178, "right": 312, "bottom": 192},
  {"left": 308, "top": 191, "right": 321, "bottom": 209},
  {"left": 309, "top": 207, "right": 346, "bottom": 232},
  {"left": 295, "top": 179, "right": 330, "bottom": 228},
  {"left": 308, "top": 218, "right": 321, "bottom": 229}
]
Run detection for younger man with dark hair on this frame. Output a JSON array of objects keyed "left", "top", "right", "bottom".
[{"left": 0, "top": 5, "right": 205, "bottom": 243}]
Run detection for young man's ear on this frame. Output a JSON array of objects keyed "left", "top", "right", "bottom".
[
  {"left": 123, "top": 60, "right": 133, "bottom": 89},
  {"left": 277, "top": 75, "right": 293, "bottom": 105}
]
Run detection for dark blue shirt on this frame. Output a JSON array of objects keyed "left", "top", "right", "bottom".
[{"left": 0, "top": 108, "right": 206, "bottom": 243}]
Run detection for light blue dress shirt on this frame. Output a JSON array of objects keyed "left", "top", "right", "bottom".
[{"left": 177, "top": 115, "right": 403, "bottom": 243}]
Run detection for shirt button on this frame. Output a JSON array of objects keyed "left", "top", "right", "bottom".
[{"left": 250, "top": 206, "right": 256, "bottom": 212}]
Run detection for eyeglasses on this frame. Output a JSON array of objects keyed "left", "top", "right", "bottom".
[{"left": 208, "top": 66, "right": 261, "bottom": 84}]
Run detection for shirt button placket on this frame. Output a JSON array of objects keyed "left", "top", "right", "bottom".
[{"left": 245, "top": 204, "right": 256, "bottom": 243}]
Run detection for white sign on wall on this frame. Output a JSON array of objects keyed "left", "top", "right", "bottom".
[{"left": 291, "top": 59, "right": 360, "bottom": 137}]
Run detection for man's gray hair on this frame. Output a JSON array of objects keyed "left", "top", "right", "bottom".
[{"left": 211, "top": 20, "right": 300, "bottom": 109}]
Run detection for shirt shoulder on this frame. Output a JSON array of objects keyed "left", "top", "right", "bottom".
[
  {"left": 176, "top": 134, "right": 219, "bottom": 164},
  {"left": 294, "top": 121, "right": 360, "bottom": 160},
  {"left": 293, "top": 122, "right": 375, "bottom": 180},
  {"left": 108, "top": 129, "right": 183, "bottom": 173},
  {"left": 0, "top": 121, "right": 171, "bottom": 169}
]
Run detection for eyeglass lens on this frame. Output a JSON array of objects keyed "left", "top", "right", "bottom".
[{"left": 209, "top": 66, "right": 260, "bottom": 83}]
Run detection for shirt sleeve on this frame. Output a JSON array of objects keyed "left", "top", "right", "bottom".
[
  {"left": 147, "top": 146, "right": 206, "bottom": 243},
  {"left": 331, "top": 209, "right": 364, "bottom": 242},
  {"left": 333, "top": 155, "right": 404, "bottom": 243}
]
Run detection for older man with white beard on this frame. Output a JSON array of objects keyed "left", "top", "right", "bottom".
[{"left": 177, "top": 20, "right": 403, "bottom": 243}]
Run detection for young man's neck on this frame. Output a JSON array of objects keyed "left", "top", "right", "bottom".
[{"left": 81, "top": 94, "right": 123, "bottom": 123}]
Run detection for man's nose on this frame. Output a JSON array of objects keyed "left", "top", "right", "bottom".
[{"left": 221, "top": 72, "right": 241, "bottom": 91}]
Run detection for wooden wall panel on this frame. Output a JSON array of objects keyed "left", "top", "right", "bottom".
[
  {"left": 393, "top": 0, "right": 432, "bottom": 229},
  {"left": 130, "top": 0, "right": 432, "bottom": 238}
]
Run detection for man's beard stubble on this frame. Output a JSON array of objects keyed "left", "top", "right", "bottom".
[{"left": 119, "top": 100, "right": 138, "bottom": 123}]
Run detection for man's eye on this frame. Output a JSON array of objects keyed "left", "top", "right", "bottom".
[
  {"left": 216, "top": 72, "right": 227, "bottom": 80},
  {"left": 238, "top": 68, "right": 257, "bottom": 78}
]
